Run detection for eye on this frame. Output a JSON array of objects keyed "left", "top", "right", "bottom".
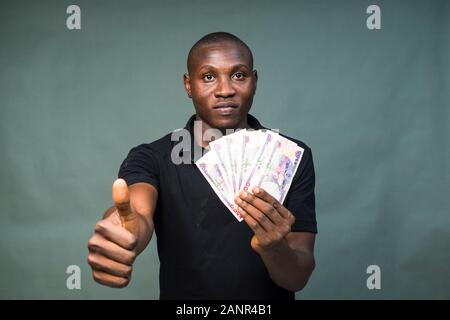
[
  {"left": 232, "top": 72, "right": 245, "bottom": 80},
  {"left": 203, "top": 74, "right": 215, "bottom": 81}
]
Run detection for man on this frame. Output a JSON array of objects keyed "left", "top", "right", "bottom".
[{"left": 87, "top": 32, "right": 317, "bottom": 299}]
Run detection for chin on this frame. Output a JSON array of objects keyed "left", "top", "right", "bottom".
[
  {"left": 210, "top": 116, "right": 242, "bottom": 130},
  {"left": 195, "top": 106, "right": 249, "bottom": 130}
]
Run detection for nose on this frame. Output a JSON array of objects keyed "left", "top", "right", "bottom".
[{"left": 214, "top": 77, "right": 236, "bottom": 98}]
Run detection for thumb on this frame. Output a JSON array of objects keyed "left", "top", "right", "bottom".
[
  {"left": 112, "top": 178, "right": 132, "bottom": 217},
  {"left": 112, "top": 179, "right": 139, "bottom": 237}
]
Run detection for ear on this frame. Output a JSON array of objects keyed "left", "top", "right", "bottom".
[
  {"left": 183, "top": 73, "right": 192, "bottom": 98},
  {"left": 253, "top": 70, "right": 258, "bottom": 92}
]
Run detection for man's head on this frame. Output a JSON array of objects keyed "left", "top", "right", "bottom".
[{"left": 184, "top": 32, "right": 258, "bottom": 130}]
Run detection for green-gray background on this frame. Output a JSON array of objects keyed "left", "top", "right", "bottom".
[{"left": 1, "top": 0, "right": 449, "bottom": 299}]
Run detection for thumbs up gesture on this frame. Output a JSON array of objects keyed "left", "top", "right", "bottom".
[
  {"left": 87, "top": 179, "right": 139, "bottom": 288},
  {"left": 112, "top": 179, "right": 140, "bottom": 237}
]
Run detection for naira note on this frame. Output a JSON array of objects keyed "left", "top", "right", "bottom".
[
  {"left": 238, "top": 130, "right": 263, "bottom": 191},
  {"left": 257, "top": 136, "right": 304, "bottom": 203},
  {"left": 242, "top": 130, "right": 279, "bottom": 194},
  {"left": 195, "top": 149, "right": 243, "bottom": 221},
  {"left": 210, "top": 129, "right": 244, "bottom": 195},
  {"left": 209, "top": 141, "right": 233, "bottom": 194}
]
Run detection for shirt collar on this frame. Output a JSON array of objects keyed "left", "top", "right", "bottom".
[
  {"left": 184, "top": 113, "right": 264, "bottom": 132},
  {"left": 180, "top": 114, "right": 265, "bottom": 163}
]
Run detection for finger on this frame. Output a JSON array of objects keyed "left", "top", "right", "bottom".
[
  {"left": 236, "top": 205, "right": 265, "bottom": 237},
  {"left": 92, "top": 270, "right": 130, "bottom": 288},
  {"left": 94, "top": 219, "right": 137, "bottom": 251},
  {"left": 253, "top": 186, "right": 291, "bottom": 219},
  {"left": 239, "top": 191, "right": 283, "bottom": 225},
  {"left": 112, "top": 179, "right": 132, "bottom": 218},
  {"left": 235, "top": 196, "right": 273, "bottom": 232},
  {"left": 112, "top": 179, "right": 140, "bottom": 236},
  {"left": 88, "top": 252, "right": 132, "bottom": 278},
  {"left": 278, "top": 205, "right": 295, "bottom": 224},
  {"left": 88, "top": 233, "right": 136, "bottom": 265}
]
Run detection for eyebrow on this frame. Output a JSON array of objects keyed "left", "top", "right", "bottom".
[{"left": 198, "top": 64, "right": 250, "bottom": 72}]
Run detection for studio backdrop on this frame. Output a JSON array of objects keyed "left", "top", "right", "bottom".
[{"left": 0, "top": 0, "right": 449, "bottom": 299}]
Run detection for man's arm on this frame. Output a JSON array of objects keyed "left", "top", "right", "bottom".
[
  {"left": 257, "top": 232, "right": 315, "bottom": 292},
  {"left": 235, "top": 187, "right": 316, "bottom": 292},
  {"left": 87, "top": 180, "right": 158, "bottom": 288}
]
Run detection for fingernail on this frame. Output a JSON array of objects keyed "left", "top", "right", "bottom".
[
  {"left": 253, "top": 187, "right": 260, "bottom": 194},
  {"left": 241, "top": 191, "right": 248, "bottom": 198}
]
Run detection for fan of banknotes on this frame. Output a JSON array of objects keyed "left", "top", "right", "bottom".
[{"left": 195, "top": 129, "right": 304, "bottom": 221}]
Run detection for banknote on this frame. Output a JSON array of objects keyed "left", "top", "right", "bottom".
[
  {"left": 242, "top": 130, "right": 279, "bottom": 194},
  {"left": 210, "top": 129, "right": 244, "bottom": 194},
  {"left": 257, "top": 139, "right": 304, "bottom": 203},
  {"left": 239, "top": 130, "right": 265, "bottom": 191},
  {"left": 196, "top": 149, "right": 243, "bottom": 221},
  {"left": 209, "top": 141, "right": 233, "bottom": 193},
  {"left": 195, "top": 129, "right": 303, "bottom": 221}
]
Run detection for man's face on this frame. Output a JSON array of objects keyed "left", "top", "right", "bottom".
[{"left": 184, "top": 41, "right": 257, "bottom": 130}]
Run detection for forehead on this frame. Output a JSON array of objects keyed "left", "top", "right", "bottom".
[{"left": 190, "top": 41, "right": 252, "bottom": 71}]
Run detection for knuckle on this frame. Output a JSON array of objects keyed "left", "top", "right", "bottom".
[
  {"left": 289, "top": 214, "right": 296, "bottom": 225},
  {"left": 267, "top": 206, "right": 276, "bottom": 215},
  {"left": 128, "top": 235, "right": 138, "bottom": 249},
  {"left": 117, "top": 277, "right": 130, "bottom": 288},
  {"left": 123, "top": 265, "right": 133, "bottom": 278},
  {"left": 87, "top": 239, "right": 97, "bottom": 252},
  {"left": 126, "top": 251, "right": 137, "bottom": 265},
  {"left": 92, "top": 270, "right": 101, "bottom": 282},
  {"left": 251, "top": 221, "right": 259, "bottom": 230},
  {"left": 87, "top": 254, "right": 96, "bottom": 267},
  {"left": 257, "top": 212, "right": 267, "bottom": 222},
  {"left": 95, "top": 220, "right": 107, "bottom": 234}
]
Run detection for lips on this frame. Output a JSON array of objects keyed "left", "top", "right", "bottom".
[
  {"left": 212, "top": 102, "right": 238, "bottom": 116},
  {"left": 213, "top": 102, "right": 238, "bottom": 109}
]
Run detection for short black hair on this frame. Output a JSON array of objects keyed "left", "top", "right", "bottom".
[{"left": 187, "top": 32, "right": 254, "bottom": 73}]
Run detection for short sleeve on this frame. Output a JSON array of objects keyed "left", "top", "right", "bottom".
[
  {"left": 118, "top": 144, "right": 160, "bottom": 190},
  {"left": 284, "top": 146, "right": 317, "bottom": 233}
]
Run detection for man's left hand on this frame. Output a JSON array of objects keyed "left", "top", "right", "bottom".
[{"left": 235, "top": 187, "right": 295, "bottom": 254}]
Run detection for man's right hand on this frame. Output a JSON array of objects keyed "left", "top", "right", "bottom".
[{"left": 87, "top": 179, "right": 140, "bottom": 288}]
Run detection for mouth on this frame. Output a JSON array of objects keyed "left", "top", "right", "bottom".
[
  {"left": 212, "top": 103, "right": 238, "bottom": 116},
  {"left": 213, "top": 102, "right": 239, "bottom": 109}
]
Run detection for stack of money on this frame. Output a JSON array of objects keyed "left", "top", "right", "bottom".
[{"left": 195, "top": 129, "right": 304, "bottom": 221}]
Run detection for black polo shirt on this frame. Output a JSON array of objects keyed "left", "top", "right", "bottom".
[{"left": 118, "top": 114, "right": 317, "bottom": 300}]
